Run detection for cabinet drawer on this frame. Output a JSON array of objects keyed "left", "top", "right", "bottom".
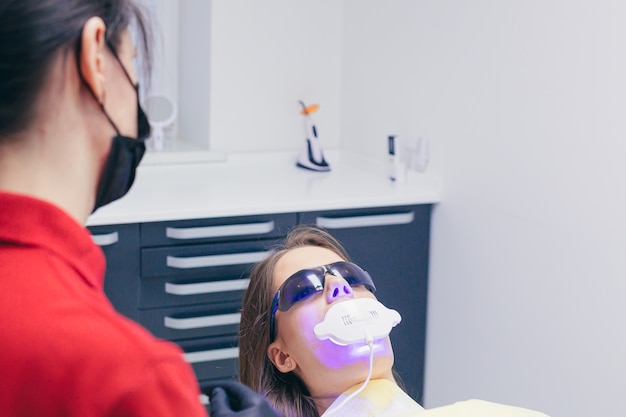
[
  {"left": 140, "top": 271, "right": 248, "bottom": 309},
  {"left": 141, "top": 240, "right": 279, "bottom": 279},
  {"left": 141, "top": 213, "right": 297, "bottom": 247},
  {"left": 179, "top": 336, "right": 239, "bottom": 382},
  {"left": 300, "top": 205, "right": 419, "bottom": 230},
  {"left": 139, "top": 302, "right": 241, "bottom": 341}
]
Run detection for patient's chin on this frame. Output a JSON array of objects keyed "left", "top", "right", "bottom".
[{"left": 313, "top": 336, "right": 394, "bottom": 372}]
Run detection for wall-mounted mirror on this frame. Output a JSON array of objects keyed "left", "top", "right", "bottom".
[{"left": 144, "top": 94, "right": 177, "bottom": 151}]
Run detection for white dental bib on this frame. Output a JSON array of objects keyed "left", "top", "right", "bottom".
[{"left": 322, "top": 379, "right": 425, "bottom": 417}]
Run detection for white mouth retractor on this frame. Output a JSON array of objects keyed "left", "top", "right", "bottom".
[{"left": 313, "top": 298, "right": 401, "bottom": 345}]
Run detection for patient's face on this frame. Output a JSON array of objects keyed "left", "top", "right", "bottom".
[{"left": 269, "top": 245, "right": 395, "bottom": 398}]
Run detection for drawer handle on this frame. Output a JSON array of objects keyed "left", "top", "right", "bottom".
[
  {"left": 165, "top": 279, "right": 250, "bottom": 296},
  {"left": 164, "top": 312, "right": 241, "bottom": 330},
  {"left": 166, "top": 221, "right": 275, "bottom": 240},
  {"left": 316, "top": 211, "right": 415, "bottom": 229},
  {"left": 166, "top": 251, "right": 271, "bottom": 270},
  {"left": 91, "top": 232, "right": 119, "bottom": 246},
  {"left": 184, "top": 347, "right": 239, "bottom": 364}
]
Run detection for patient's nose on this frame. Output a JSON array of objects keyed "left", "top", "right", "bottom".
[{"left": 325, "top": 274, "right": 354, "bottom": 303}]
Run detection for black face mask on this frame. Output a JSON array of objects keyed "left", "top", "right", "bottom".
[
  {"left": 92, "top": 83, "right": 150, "bottom": 211},
  {"left": 78, "top": 40, "right": 151, "bottom": 212}
]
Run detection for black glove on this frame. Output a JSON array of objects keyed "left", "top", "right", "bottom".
[{"left": 204, "top": 380, "right": 282, "bottom": 417}]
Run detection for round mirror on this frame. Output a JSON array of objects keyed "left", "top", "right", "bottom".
[{"left": 143, "top": 94, "right": 177, "bottom": 151}]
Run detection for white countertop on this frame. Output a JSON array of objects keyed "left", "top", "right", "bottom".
[{"left": 86, "top": 150, "right": 443, "bottom": 226}]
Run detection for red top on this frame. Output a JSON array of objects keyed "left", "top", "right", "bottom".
[{"left": 0, "top": 192, "right": 208, "bottom": 417}]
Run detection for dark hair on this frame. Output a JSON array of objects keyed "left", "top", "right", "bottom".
[
  {"left": 238, "top": 225, "right": 352, "bottom": 417},
  {"left": 0, "top": 0, "right": 152, "bottom": 139}
]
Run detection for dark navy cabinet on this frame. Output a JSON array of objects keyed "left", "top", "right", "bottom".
[
  {"left": 89, "top": 223, "right": 140, "bottom": 321},
  {"left": 90, "top": 213, "right": 296, "bottom": 386},
  {"left": 90, "top": 204, "right": 431, "bottom": 403}
]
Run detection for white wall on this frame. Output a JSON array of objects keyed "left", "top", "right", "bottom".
[
  {"left": 341, "top": 1, "right": 626, "bottom": 417},
  {"left": 198, "top": 0, "right": 344, "bottom": 153},
  {"left": 341, "top": 1, "right": 427, "bottom": 164}
]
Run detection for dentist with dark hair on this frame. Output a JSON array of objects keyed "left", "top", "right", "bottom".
[{"left": 0, "top": 1, "right": 279, "bottom": 416}]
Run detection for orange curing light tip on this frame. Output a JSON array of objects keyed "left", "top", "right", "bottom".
[{"left": 300, "top": 104, "right": 320, "bottom": 115}]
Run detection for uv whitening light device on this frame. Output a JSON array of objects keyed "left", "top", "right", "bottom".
[
  {"left": 315, "top": 298, "right": 401, "bottom": 417},
  {"left": 314, "top": 298, "right": 402, "bottom": 346}
]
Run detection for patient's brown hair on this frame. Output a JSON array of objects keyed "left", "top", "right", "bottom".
[{"left": 238, "top": 225, "right": 350, "bottom": 417}]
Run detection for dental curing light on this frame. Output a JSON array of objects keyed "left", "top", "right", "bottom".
[{"left": 296, "top": 100, "right": 330, "bottom": 172}]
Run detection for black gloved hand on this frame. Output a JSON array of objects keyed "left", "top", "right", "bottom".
[{"left": 205, "top": 380, "right": 281, "bottom": 417}]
